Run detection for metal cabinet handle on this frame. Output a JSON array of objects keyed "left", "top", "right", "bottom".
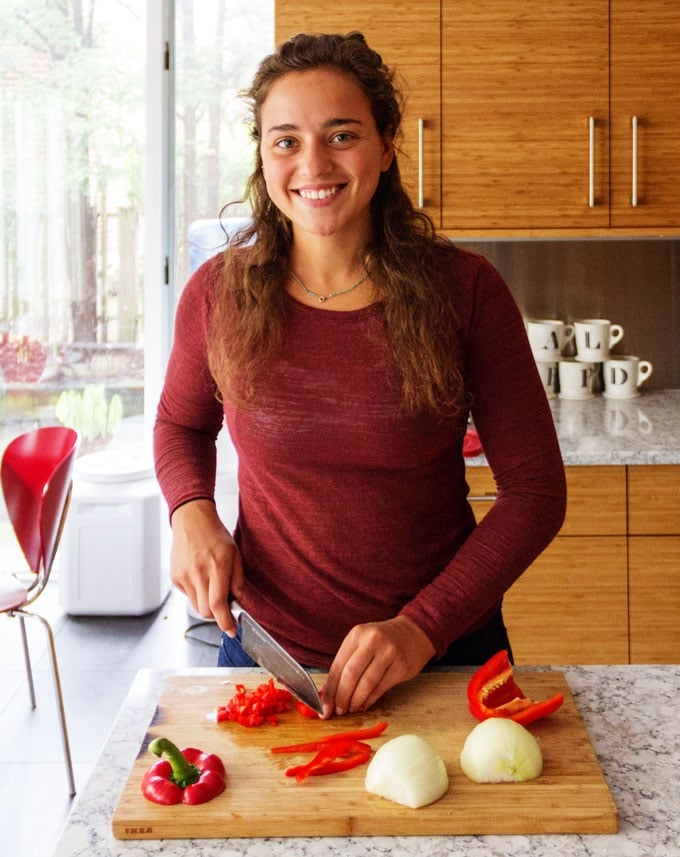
[
  {"left": 588, "top": 116, "right": 595, "bottom": 207},
  {"left": 631, "top": 116, "right": 638, "bottom": 207},
  {"left": 417, "top": 117, "right": 424, "bottom": 209}
]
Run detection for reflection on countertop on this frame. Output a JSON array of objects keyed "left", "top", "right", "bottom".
[{"left": 467, "top": 388, "right": 680, "bottom": 466}]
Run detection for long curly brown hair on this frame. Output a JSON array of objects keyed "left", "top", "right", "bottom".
[{"left": 208, "top": 31, "right": 466, "bottom": 417}]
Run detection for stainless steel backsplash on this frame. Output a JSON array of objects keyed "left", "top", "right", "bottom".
[{"left": 455, "top": 239, "right": 680, "bottom": 389}]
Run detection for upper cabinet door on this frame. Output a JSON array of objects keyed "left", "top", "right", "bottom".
[
  {"left": 610, "top": 0, "right": 680, "bottom": 228},
  {"left": 441, "top": 1, "right": 609, "bottom": 230},
  {"left": 275, "top": 1, "right": 441, "bottom": 226}
]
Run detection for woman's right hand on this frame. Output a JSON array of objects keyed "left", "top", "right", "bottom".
[{"left": 169, "top": 499, "right": 244, "bottom": 635}]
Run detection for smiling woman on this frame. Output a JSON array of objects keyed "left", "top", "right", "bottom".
[{"left": 154, "top": 31, "right": 566, "bottom": 725}]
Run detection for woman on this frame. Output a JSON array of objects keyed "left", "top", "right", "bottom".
[{"left": 154, "top": 32, "right": 566, "bottom": 718}]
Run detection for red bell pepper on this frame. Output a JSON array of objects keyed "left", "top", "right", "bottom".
[
  {"left": 467, "top": 650, "right": 564, "bottom": 725},
  {"left": 141, "top": 737, "right": 226, "bottom": 805}
]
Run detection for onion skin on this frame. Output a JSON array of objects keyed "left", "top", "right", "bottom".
[
  {"left": 459, "top": 718, "right": 543, "bottom": 783},
  {"left": 365, "top": 734, "right": 449, "bottom": 808}
]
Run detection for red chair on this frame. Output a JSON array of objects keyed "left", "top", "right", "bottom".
[{"left": 1, "top": 426, "right": 79, "bottom": 796}]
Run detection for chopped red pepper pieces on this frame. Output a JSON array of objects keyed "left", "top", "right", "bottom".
[
  {"left": 216, "top": 679, "right": 293, "bottom": 727},
  {"left": 141, "top": 737, "right": 226, "bottom": 805},
  {"left": 467, "top": 650, "right": 564, "bottom": 725}
]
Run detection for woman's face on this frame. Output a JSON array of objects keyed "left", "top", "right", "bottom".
[{"left": 259, "top": 66, "right": 394, "bottom": 242}]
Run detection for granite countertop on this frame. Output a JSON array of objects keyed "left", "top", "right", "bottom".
[
  {"left": 51, "top": 665, "right": 680, "bottom": 857},
  {"left": 466, "top": 388, "right": 680, "bottom": 466}
]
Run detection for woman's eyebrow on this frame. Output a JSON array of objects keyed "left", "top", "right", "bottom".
[{"left": 264, "top": 117, "right": 363, "bottom": 136}]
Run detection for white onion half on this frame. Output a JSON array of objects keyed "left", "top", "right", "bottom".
[
  {"left": 459, "top": 718, "right": 543, "bottom": 783},
  {"left": 365, "top": 734, "right": 449, "bottom": 808}
]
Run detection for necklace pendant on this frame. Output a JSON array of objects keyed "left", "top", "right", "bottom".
[{"left": 318, "top": 295, "right": 326, "bottom": 303}]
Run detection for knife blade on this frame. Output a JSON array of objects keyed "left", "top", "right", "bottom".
[{"left": 230, "top": 601, "right": 324, "bottom": 716}]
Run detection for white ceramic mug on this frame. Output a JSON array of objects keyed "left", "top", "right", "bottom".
[
  {"left": 535, "top": 360, "right": 558, "bottom": 399},
  {"left": 526, "top": 319, "right": 575, "bottom": 361},
  {"left": 602, "top": 355, "right": 653, "bottom": 399},
  {"left": 573, "top": 319, "right": 624, "bottom": 362},
  {"left": 558, "top": 358, "right": 597, "bottom": 399}
]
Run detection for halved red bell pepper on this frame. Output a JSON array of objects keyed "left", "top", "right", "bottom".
[
  {"left": 141, "top": 737, "right": 226, "bottom": 805},
  {"left": 467, "top": 649, "right": 564, "bottom": 725}
]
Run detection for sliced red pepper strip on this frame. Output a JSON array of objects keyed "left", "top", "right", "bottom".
[
  {"left": 284, "top": 740, "right": 372, "bottom": 782},
  {"left": 295, "top": 700, "right": 321, "bottom": 718},
  {"left": 141, "top": 738, "right": 226, "bottom": 805},
  {"left": 270, "top": 720, "right": 388, "bottom": 754},
  {"left": 467, "top": 650, "right": 564, "bottom": 725}
]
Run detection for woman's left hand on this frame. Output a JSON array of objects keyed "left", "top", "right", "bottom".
[{"left": 321, "top": 616, "right": 436, "bottom": 718}]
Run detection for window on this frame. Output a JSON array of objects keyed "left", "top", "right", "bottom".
[
  {"left": 0, "top": 0, "right": 273, "bottom": 451},
  {"left": 0, "top": 0, "right": 273, "bottom": 559},
  {"left": 0, "top": 0, "right": 146, "bottom": 454}
]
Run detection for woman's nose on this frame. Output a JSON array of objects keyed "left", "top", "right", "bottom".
[{"left": 300, "top": 140, "right": 332, "bottom": 176}]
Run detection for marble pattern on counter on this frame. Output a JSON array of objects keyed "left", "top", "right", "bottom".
[
  {"left": 466, "top": 388, "right": 680, "bottom": 466},
  {"left": 51, "top": 665, "right": 680, "bottom": 857}
]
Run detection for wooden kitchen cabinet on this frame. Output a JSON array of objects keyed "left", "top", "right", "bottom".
[
  {"left": 609, "top": 1, "right": 680, "bottom": 228},
  {"left": 467, "top": 465, "right": 629, "bottom": 665},
  {"left": 275, "top": 1, "right": 442, "bottom": 224},
  {"left": 441, "top": 1, "right": 610, "bottom": 230},
  {"left": 627, "top": 465, "right": 680, "bottom": 663},
  {"left": 276, "top": 0, "right": 680, "bottom": 235}
]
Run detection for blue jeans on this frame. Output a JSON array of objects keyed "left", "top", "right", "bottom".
[{"left": 217, "top": 626, "right": 258, "bottom": 668}]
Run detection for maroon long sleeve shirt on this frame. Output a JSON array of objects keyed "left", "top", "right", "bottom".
[{"left": 154, "top": 245, "right": 566, "bottom": 667}]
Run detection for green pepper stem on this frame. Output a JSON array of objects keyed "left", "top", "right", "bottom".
[{"left": 148, "top": 737, "right": 200, "bottom": 788}]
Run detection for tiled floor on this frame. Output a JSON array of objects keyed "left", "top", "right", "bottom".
[{"left": 0, "top": 580, "right": 222, "bottom": 857}]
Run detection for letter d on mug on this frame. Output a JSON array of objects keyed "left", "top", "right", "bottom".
[{"left": 603, "top": 355, "right": 653, "bottom": 399}]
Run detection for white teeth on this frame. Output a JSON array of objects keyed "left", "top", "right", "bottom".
[{"left": 298, "top": 186, "right": 339, "bottom": 200}]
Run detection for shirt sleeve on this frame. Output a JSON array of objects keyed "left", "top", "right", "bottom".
[
  {"left": 153, "top": 259, "right": 226, "bottom": 518},
  {"left": 400, "top": 253, "right": 567, "bottom": 657}
]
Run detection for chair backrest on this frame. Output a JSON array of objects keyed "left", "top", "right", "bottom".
[{"left": 1, "top": 426, "right": 79, "bottom": 577}]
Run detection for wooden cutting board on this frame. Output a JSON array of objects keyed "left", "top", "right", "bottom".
[{"left": 112, "top": 670, "right": 617, "bottom": 839}]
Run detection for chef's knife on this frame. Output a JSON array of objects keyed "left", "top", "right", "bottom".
[{"left": 229, "top": 601, "right": 324, "bottom": 716}]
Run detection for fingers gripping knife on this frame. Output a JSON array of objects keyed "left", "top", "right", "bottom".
[{"left": 229, "top": 601, "right": 324, "bottom": 715}]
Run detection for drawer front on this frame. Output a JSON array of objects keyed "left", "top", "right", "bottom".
[
  {"left": 629, "top": 536, "right": 680, "bottom": 663},
  {"left": 503, "top": 536, "right": 629, "bottom": 665},
  {"left": 628, "top": 465, "right": 680, "bottom": 535},
  {"left": 466, "top": 465, "right": 627, "bottom": 535}
]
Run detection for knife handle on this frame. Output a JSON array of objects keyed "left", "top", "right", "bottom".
[{"left": 229, "top": 600, "right": 244, "bottom": 622}]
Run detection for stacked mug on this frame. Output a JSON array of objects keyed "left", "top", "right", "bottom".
[{"left": 526, "top": 318, "right": 653, "bottom": 400}]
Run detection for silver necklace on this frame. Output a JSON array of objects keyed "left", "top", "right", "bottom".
[{"left": 288, "top": 266, "right": 370, "bottom": 303}]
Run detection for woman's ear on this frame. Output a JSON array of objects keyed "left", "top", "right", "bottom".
[{"left": 380, "top": 136, "right": 395, "bottom": 172}]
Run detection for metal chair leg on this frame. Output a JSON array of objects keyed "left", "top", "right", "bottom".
[
  {"left": 19, "top": 609, "right": 76, "bottom": 797},
  {"left": 17, "top": 613, "right": 37, "bottom": 708}
]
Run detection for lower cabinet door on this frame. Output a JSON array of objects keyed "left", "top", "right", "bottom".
[
  {"left": 503, "top": 536, "right": 629, "bottom": 665},
  {"left": 629, "top": 537, "right": 680, "bottom": 664}
]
